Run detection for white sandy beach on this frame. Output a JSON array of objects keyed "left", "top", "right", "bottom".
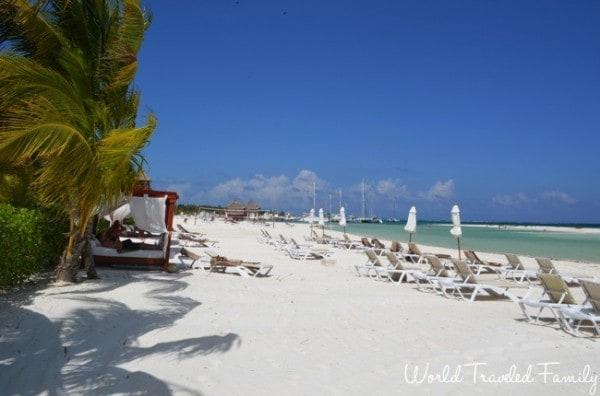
[{"left": 2, "top": 219, "right": 600, "bottom": 395}]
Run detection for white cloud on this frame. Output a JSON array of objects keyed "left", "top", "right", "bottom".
[
  {"left": 375, "top": 179, "right": 410, "bottom": 199},
  {"left": 205, "top": 169, "right": 326, "bottom": 208},
  {"left": 292, "top": 170, "right": 326, "bottom": 194},
  {"left": 210, "top": 178, "right": 247, "bottom": 199},
  {"left": 542, "top": 190, "right": 577, "bottom": 205},
  {"left": 422, "top": 179, "right": 454, "bottom": 201},
  {"left": 492, "top": 193, "right": 529, "bottom": 206}
]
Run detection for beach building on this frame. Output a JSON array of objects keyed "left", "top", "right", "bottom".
[{"left": 225, "top": 201, "right": 263, "bottom": 220}]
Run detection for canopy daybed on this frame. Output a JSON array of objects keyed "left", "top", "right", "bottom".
[{"left": 93, "top": 189, "right": 178, "bottom": 271}]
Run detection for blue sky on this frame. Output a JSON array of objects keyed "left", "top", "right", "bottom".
[{"left": 136, "top": 0, "right": 600, "bottom": 223}]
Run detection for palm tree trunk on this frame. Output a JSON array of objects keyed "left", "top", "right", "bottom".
[
  {"left": 56, "top": 237, "right": 84, "bottom": 283},
  {"left": 56, "top": 211, "right": 85, "bottom": 283},
  {"left": 83, "top": 217, "right": 97, "bottom": 279}
]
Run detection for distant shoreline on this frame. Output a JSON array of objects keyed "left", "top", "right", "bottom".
[{"left": 429, "top": 223, "right": 600, "bottom": 235}]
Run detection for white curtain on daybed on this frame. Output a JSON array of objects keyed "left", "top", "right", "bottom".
[
  {"left": 105, "top": 203, "right": 131, "bottom": 224},
  {"left": 129, "top": 196, "right": 168, "bottom": 234}
]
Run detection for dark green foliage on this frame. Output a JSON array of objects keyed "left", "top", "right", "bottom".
[
  {"left": 0, "top": 203, "right": 68, "bottom": 289},
  {"left": 95, "top": 218, "right": 110, "bottom": 237}
]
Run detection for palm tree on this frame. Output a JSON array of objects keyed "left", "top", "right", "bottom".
[{"left": 0, "top": 0, "right": 156, "bottom": 282}]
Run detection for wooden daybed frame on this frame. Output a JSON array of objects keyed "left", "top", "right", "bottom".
[{"left": 93, "top": 189, "right": 179, "bottom": 271}]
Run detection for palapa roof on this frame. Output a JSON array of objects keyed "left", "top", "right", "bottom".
[
  {"left": 245, "top": 201, "right": 260, "bottom": 210},
  {"left": 137, "top": 170, "right": 151, "bottom": 182},
  {"left": 226, "top": 201, "right": 245, "bottom": 210}
]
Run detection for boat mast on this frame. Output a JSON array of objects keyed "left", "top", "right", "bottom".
[
  {"left": 312, "top": 182, "right": 316, "bottom": 210},
  {"left": 361, "top": 180, "right": 366, "bottom": 219}
]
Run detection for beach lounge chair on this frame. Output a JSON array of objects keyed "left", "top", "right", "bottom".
[
  {"left": 463, "top": 250, "right": 503, "bottom": 274},
  {"left": 406, "top": 243, "right": 433, "bottom": 264},
  {"left": 286, "top": 239, "right": 331, "bottom": 260},
  {"left": 354, "top": 250, "right": 384, "bottom": 277},
  {"left": 178, "top": 233, "right": 209, "bottom": 247},
  {"left": 362, "top": 238, "right": 384, "bottom": 256},
  {"left": 256, "top": 229, "right": 271, "bottom": 244},
  {"left": 310, "top": 229, "right": 332, "bottom": 244},
  {"left": 390, "top": 241, "right": 422, "bottom": 263},
  {"left": 560, "top": 280, "right": 600, "bottom": 336},
  {"left": 338, "top": 234, "right": 362, "bottom": 250},
  {"left": 355, "top": 250, "right": 419, "bottom": 282},
  {"left": 518, "top": 274, "right": 587, "bottom": 325},
  {"left": 179, "top": 247, "right": 210, "bottom": 270},
  {"left": 371, "top": 238, "right": 386, "bottom": 250},
  {"left": 409, "top": 243, "right": 452, "bottom": 260},
  {"left": 447, "top": 259, "right": 529, "bottom": 303},
  {"left": 277, "top": 234, "right": 292, "bottom": 249},
  {"left": 535, "top": 258, "right": 586, "bottom": 286},
  {"left": 412, "top": 255, "right": 460, "bottom": 293},
  {"left": 414, "top": 255, "right": 456, "bottom": 287},
  {"left": 379, "top": 252, "right": 428, "bottom": 283},
  {"left": 206, "top": 252, "right": 273, "bottom": 277},
  {"left": 258, "top": 229, "right": 279, "bottom": 246},
  {"left": 177, "top": 224, "right": 205, "bottom": 237},
  {"left": 497, "top": 254, "right": 538, "bottom": 282}
]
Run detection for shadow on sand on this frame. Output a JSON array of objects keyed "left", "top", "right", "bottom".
[{"left": 0, "top": 269, "right": 240, "bottom": 395}]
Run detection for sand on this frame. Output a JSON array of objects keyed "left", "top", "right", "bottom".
[{"left": 1, "top": 218, "right": 600, "bottom": 395}]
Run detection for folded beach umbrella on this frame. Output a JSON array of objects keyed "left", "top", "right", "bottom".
[
  {"left": 450, "top": 204, "right": 463, "bottom": 259},
  {"left": 404, "top": 206, "right": 417, "bottom": 242},
  {"left": 339, "top": 207, "right": 347, "bottom": 235},
  {"left": 318, "top": 208, "right": 325, "bottom": 236}
]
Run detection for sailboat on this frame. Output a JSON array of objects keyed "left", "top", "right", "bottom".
[
  {"left": 352, "top": 181, "right": 383, "bottom": 224},
  {"left": 301, "top": 182, "right": 328, "bottom": 223},
  {"left": 385, "top": 199, "right": 400, "bottom": 222}
]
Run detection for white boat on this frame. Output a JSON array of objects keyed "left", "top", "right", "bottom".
[
  {"left": 352, "top": 217, "right": 383, "bottom": 224},
  {"left": 351, "top": 181, "right": 383, "bottom": 224}
]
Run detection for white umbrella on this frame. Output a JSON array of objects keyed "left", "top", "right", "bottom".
[
  {"left": 339, "top": 207, "right": 347, "bottom": 235},
  {"left": 309, "top": 208, "right": 315, "bottom": 234},
  {"left": 318, "top": 208, "right": 325, "bottom": 236},
  {"left": 450, "top": 204, "right": 463, "bottom": 259},
  {"left": 404, "top": 206, "right": 417, "bottom": 242}
]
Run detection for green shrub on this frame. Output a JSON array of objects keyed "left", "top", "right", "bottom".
[
  {"left": 0, "top": 203, "right": 68, "bottom": 289},
  {"left": 96, "top": 218, "right": 110, "bottom": 236}
]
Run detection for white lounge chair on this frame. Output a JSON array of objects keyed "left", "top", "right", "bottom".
[
  {"left": 375, "top": 252, "right": 427, "bottom": 283},
  {"left": 354, "top": 249, "right": 384, "bottom": 277},
  {"left": 337, "top": 234, "right": 363, "bottom": 250},
  {"left": 206, "top": 252, "right": 273, "bottom": 277},
  {"left": 413, "top": 255, "right": 459, "bottom": 293},
  {"left": 518, "top": 273, "right": 588, "bottom": 325},
  {"left": 286, "top": 239, "right": 332, "bottom": 260},
  {"left": 559, "top": 280, "right": 600, "bottom": 336},
  {"left": 536, "top": 257, "right": 589, "bottom": 286},
  {"left": 447, "top": 259, "right": 529, "bottom": 303},
  {"left": 497, "top": 253, "right": 538, "bottom": 283},
  {"left": 463, "top": 250, "right": 504, "bottom": 275}
]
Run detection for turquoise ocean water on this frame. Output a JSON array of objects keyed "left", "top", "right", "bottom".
[{"left": 327, "top": 222, "right": 600, "bottom": 263}]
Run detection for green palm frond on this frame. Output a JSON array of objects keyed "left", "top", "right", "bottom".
[
  {"left": 0, "top": 0, "right": 156, "bottom": 247},
  {"left": 0, "top": 0, "right": 66, "bottom": 63}
]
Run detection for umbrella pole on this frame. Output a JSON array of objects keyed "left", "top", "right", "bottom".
[
  {"left": 344, "top": 226, "right": 346, "bottom": 236},
  {"left": 322, "top": 224, "right": 324, "bottom": 237},
  {"left": 409, "top": 234, "right": 412, "bottom": 243},
  {"left": 457, "top": 238, "right": 461, "bottom": 259}
]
